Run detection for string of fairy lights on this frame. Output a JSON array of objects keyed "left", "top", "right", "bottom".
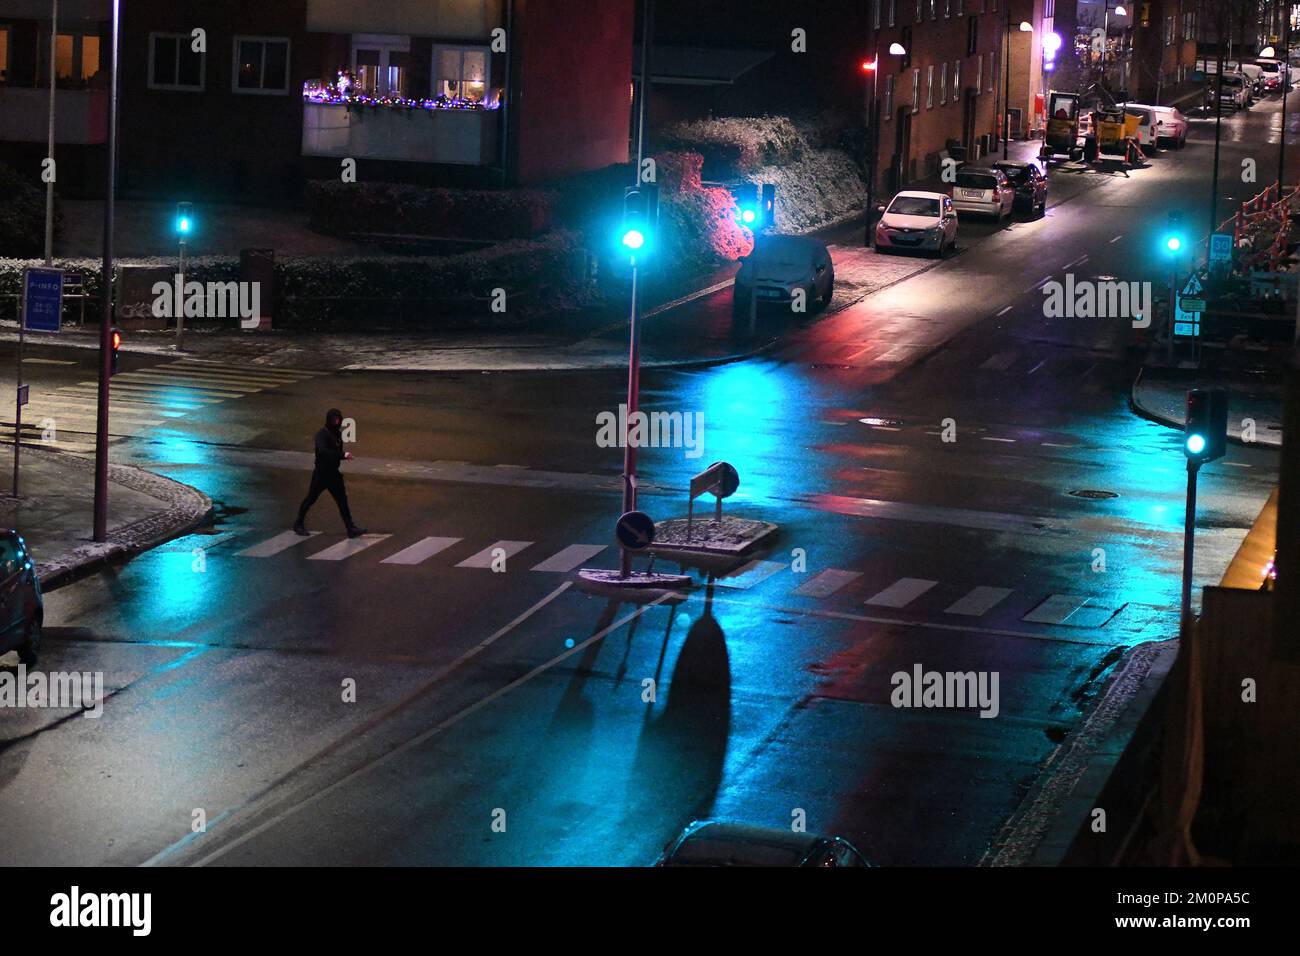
[{"left": 302, "top": 70, "right": 499, "bottom": 112}]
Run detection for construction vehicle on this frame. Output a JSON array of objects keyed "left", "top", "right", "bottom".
[
  {"left": 1039, "top": 90, "right": 1083, "bottom": 163},
  {"left": 1082, "top": 106, "right": 1141, "bottom": 165}
]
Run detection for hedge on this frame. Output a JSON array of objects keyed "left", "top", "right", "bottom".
[
  {"left": 658, "top": 116, "right": 807, "bottom": 177},
  {"left": 0, "top": 231, "right": 588, "bottom": 330},
  {"left": 0, "top": 162, "right": 60, "bottom": 259},
  {"left": 306, "top": 181, "right": 557, "bottom": 241}
]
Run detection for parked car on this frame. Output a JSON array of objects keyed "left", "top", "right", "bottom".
[
  {"left": 950, "top": 167, "right": 1014, "bottom": 221},
  {"left": 1208, "top": 72, "right": 1251, "bottom": 111},
  {"left": 0, "top": 530, "right": 43, "bottom": 665},
  {"left": 733, "top": 234, "right": 834, "bottom": 317},
  {"left": 991, "top": 160, "right": 1048, "bottom": 217},
  {"left": 1238, "top": 62, "right": 1265, "bottom": 97},
  {"left": 874, "top": 190, "right": 958, "bottom": 257},
  {"left": 1123, "top": 106, "right": 1160, "bottom": 151},
  {"left": 1255, "top": 59, "right": 1287, "bottom": 91},
  {"left": 1137, "top": 104, "right": 1189, "bottom": 148},
  {"left": 656, "top": 821, "right": 872, "bottom": 867}
]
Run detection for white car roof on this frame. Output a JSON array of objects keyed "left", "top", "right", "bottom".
[{"left": 893, "top": 190, "right": 948, "bottom": 201}]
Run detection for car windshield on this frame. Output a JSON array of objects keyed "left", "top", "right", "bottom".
[
  {"left": 1222, "top": 75, "right": 1244, "bottom": 87},
  {"left": 1258, "top": 62, "right": 1280, "bottom": 72},
  {"left": 995, "top": 165, "right": 1030, "bottom": 184},
  {"left": 955, "top": 172, "right": 996, "bottom": 190},
  {"left": 888, "top": 196, "right": 940, "bottom": 217}
]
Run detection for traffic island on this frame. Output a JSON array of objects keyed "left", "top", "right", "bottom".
[{"left": 646, "top": 514, "right": 778, "bottom": 558}]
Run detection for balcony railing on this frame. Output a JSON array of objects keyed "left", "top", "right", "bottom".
[
  {"left": 302, "top": 101, "right": 498, "bottom": 166},
  {"left": 0, "top": 85, "right": 108, "bottom": 144}
]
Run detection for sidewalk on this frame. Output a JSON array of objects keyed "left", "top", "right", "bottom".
[
  {"left": 1130, "top": 345, "right": 1287, "bottom": 448},
  {"left": 0, "top": 445, "right": 212, "bottom": 591}
]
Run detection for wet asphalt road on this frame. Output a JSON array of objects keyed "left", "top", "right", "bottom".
[{"left": 0, "top": 93, "right": 1286, "bottom": 866}]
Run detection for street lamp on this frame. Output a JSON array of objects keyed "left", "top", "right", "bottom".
[
  {"left": 1002, "top": 18, "right": 1033, "bottom": 159},
  {"left": 864, "top": 40, "right": 907, "bottom": 245}
]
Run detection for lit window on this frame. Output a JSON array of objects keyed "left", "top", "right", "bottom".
[
  {"left": 912, "top": 68, "right": 920, "bottom": 112},
  {"left": 149, "top": 32, "right": 205, "bottom": 91},
  {"left": 352, "top": 35, "right": 410, "bottom": 97},
  {"left": 44, "top": 32, "right": 100, "bottom": 87},
  {"left": 0, "top": 26, "right": 9, "bottom": 83},
  {"left": 926, "top": 64, "right": 935, "bottom": 108},
  {"left": 940, "top": 62, "right": 947, "bottom": 104},
  {"left": 434, "top": 46, "right": 490, "bottom": 103},
  {"left": 234, "top": 37, "right": 289, "bottom": 94}
]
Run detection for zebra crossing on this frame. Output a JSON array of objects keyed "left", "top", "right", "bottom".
[
  {"left": 226, "top": 527, "right": 1153, "bottom": 629},
  {"left": 0, "top": 359, "right": 320, "bottom": 454}
]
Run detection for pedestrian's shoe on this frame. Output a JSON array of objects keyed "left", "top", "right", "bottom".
[
  {"left": 347, "top": 526, "right": 368, "bottom": 538},
  {"left": 292, "top": 522, "right": 309, "bottom": 537}
]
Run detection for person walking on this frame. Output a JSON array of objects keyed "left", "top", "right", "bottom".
[{"left": 293, "top": 408, "right": 367, "bottom": 537}]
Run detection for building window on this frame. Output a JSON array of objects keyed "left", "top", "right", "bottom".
[
  {"left": 967, "top": 16, "right": 978, "bottom": 55},
  {"left": 1183, "top": 12, "right": 1194, "bottom": 40},
  {"left": 0, "top": 26, "right": 9, "bottom": 83},
  {"left": 434, "top": 45, "right": 490, "bottom": 103},
  {"left": 352, "top": 34, "right": 410, "bottom": 97},
  {"left": 873, "top": 0, "right": 881, "bottom": 30},
  {"left": 885, "top": 74, "right": 895, "bottom": 117},
  {"left": 916, "top": 0, "right": 924, "bottom": 22},
  {"left": 945, "top": 0, "right": 951, "bottom": 17},
  {"left": 975, "top": 54, "right": 982, "bottom": 94},
  {"left": 926, "top": 64, "right": 935, "bottom": 108},
  {"left": 889, "top": 0, "right": 897, "bottom": 27},
  {"left": 148, "top": 32, "right": 205, "bottom": 91},
  {"left": 987, "top": 50, "right": 996, "bottom": 92},
  {"left": 233, "top": 37, "right": 289, "bottom": 94},
  {"left": 939, "top": 62, "right": 947, "bottom": 103},
  {"left": 1164, "top": 16, "right": 1173, "bottom": 45},
  {"left": 1043, "top": 0, "right": 1054, "bottom": 15},
  {"left": 953, "top": 59, "right": 961, "bottom": 94},
  {"left": 911, "top": 68, "right": 920, "bottom": 112},
  {"left": 931, "top": 0, "right": 938, "bottom": 20}
]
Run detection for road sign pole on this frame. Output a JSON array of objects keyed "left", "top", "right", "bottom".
[
  {"left": 621, "top": 258, "right": 641, "bottom": 579},
  {"left": 1180, "top": 459, "right": 1200, "bottom": 639},
  {"left": 13, "top": 283, "right": 24, "bottom": 497},
  {"left": 176, "top": 239, "right": 186, "bottom": 351}
]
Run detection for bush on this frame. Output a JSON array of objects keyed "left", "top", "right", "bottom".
[
  {"left": 741, "top": 149, "right": 867, "bottom": 234},
  {"left": 658, "top": 116, "right": 807, "bottom": 177},
  {"left": 0, "top": 163, "right": 59, "bottom": 258},
  {"left": 305, "top": 181, "right": 557, "bottom": 240}
]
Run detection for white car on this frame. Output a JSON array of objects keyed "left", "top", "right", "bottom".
[
  {"left": 1136, "top": 104, "right": 1189, "bottom": 148},
  {"left": 1209, "top": 72, "right": 1251, "bottom": 110},
  {"left": 874, "top": 190, "right": 958, "bottom": 258},
  {"left": 951, "top": 167, "right": 1015, "bottom": 221},
  {"left": 1123, "top": 106, "right": 1159, "bottom": 150}
]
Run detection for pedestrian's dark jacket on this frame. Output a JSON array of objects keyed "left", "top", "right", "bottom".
[{"left": 314, "top": 408, "right": 346, "bottom": 473}]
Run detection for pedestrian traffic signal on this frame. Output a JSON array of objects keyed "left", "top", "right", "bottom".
[
  {"left": 175, "top": 202, "right": 193, "bottom": 236},
  {"left": 1184, "top": 387, "right": 1227, "bottom": 463},
  {"left": 619, "top": 185, "right": 656, "bottom": 259},
  {"left": 111, "top": 327, "right": 122, "bottom": 375}
]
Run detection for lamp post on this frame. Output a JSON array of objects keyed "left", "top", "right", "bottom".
[
  {"left": 93, "top": 0, "right": 119, "bottom": 543},
  {"left": 864, "top": 41, "right": 907, "bottom": 245},
  {"left": 1002, "top": 19, "right": 1033, "bottom": 159}
]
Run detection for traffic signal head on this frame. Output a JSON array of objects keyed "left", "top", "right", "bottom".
[
  {"left": 175, "top": 202, "right": 193, "bottom": 236},
  {"left": 738, "top": 204, "right": 758, "bottom": 225},
  {"left": 1184, "top": 387, "right": 1227, "bottom": 463},
  {"left": 1164, "top": 210, "right": 1184, "bottom": 254},
  {"left": 619, "top": 185, "right": 656, "bottom": 259},
  {"left": 111, "top": 327, "right": 122, "bottom": 375}
]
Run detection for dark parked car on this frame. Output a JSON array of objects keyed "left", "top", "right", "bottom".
[
  {"left": 992, "top": 160, "right": 1048, "bottom": 217},
  {"left": 656, "top": 820, "right": 872, "bottom": 867},
  {"left": 0, "top": 530, "right": 43, "bottom": 665},
  {"left": 733, "top": 235, "right": 834, "bottom": 318}
]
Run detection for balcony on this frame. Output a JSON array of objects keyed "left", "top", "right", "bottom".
[
  {"left": 302, "top": 102, "right": 498, "bottom": 166},
  {"left": 0, "top": 86, "right": 108, "bottom": 144}
]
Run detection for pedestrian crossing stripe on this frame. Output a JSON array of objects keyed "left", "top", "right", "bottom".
[
  {"left": 866, "top": 577, "right": 938, "bottom": 608},
  {"left": 529, "top": 544, "right": 606, "bottom": 573},
  {"left": 792, "top": 568, "right": 861, "bottom": 598},
  {"left": 713, "top": 559, "right": 786, "bottom": 589},
  {"left": 309, "top": 534, "right": 392, "bottom": 561},
  {"left": 381, "top": 536, "right": 463, "bottom": 566},
  {"left": 236, "top": 530, "right": 321, "bottom": 557},
  {"left": 455, "top": 540, "right": 533, "bottom": 568},
  {"left": 944, "top": 585, "right": 1014, "bottom": 617}
]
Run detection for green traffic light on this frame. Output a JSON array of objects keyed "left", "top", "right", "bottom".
[
  {"left": 741, "top": 207, "right": 757, "bottom": 224},
  {"left": 622, "top": 228, "right": 645, "bottom": 250},
  {"left": 178, "top": 217, "right": 191, "bottom": 234},
  {"left": 1185, "top": 433, "right": 1206, "bottom": 455},
  {"left": 1165, "top": 235, "right": 1181, "bottom": 252}
]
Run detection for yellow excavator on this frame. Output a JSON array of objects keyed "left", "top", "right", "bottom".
[{"left": 1082, "top": 106, "right": 1140, "bottom": 163}]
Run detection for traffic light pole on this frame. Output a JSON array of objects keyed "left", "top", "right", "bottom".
[
  {"left": 176, "top": 238, "right": 187, "bottom": 351},
  {"left": 93, "top": 0, "right": 119, "bottom": 543},
  {"left": 620, "top": 258, "right": 641, "bottom": 580},
  {"left": 1180, "top": 459, "right": 1201, "bottom": 638}
]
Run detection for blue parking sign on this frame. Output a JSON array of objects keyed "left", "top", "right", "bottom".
[{"left": 23, "top": 267, "right": 64, "bottom": 332}]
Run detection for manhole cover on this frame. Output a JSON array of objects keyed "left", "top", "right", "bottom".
[
  {"left": 1070, "top": 489, "right": 1119, "bottom": 499},
  {"left": 859, "top": 417, "right": 903, "bottom": 427}
]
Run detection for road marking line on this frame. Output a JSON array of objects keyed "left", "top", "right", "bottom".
[
  {"left": 713, "top": 559, "right": 786, "bottom": 589},
  {"left": 792, "top": 568, "right": 862, "bottom": 598},
  {"left": 821, "top": 420, "right": 849, "bottom": 426},
  {"left": 1222, "top": 461, "right": 1252, "bottom": 468},
  {"left": 168, "top": 360, "right": 318, "bottom": 381},
  {"left": 1022, "top": 594, "right": 1091, "bottom": 625},
  {"left": 147, "top": 366, "right": 299, "bottom": 387},
  {"left": 175, "top": 583, "right": 672, "bottom": 868},
  {"left": 530, "top": 543, "right": 608, "bottom": 572},
  {"left": 456, "top": 540, "right": 534, "bottom": 568},
  {"left": 309, "top": 534, "right": 393, "bottom": 561},
  {"left": 1109, "top": 234, "right": 1124, "bottom": 243},
  {"left": 981, "top": 436, "right": 1017, "bottom": 443},
  {"left": 1065, "top": 254, "right": 1089, "bottom": 269},
  {"left": 1026, "top": 359, "right": 1047, "bottom": 376},
  {"left": 996, "top": 305, "right": 1013, "bottom": 316},
  {"left": 237, "top": 530, "right": 321, "bottom": 557},
  {"left": 22, "top": 357, "right": 76, "bottom": 365},
  {"left": 866, "top": 577, "right": 938, "bottom": 608},
  {"left": 871, "top": 425, "right": 902, "bottom": 432},
  {"left": 1040, "top": 442, "right": 1077, "bottom": 448},
  {"left": 380, "top": 536, "right": 463, "bottom": 565},
  {"left": 979, "top": 351, "right": 1018, "bottom": 371},
  {"left": 945, "top": 586, "right": 1015, "bottom": 617},
  {"left": 1036, "top": 274, "right": 1053, "bottom": 287}
]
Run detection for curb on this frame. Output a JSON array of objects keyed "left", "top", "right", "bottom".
[
  {"left": 1129, "top": 366, "right": 1284, "bottom": 448},
  {"left": 983, "top": 637, "right": 1179, "bottom": 866},
  {"left": 28, "top": 447, "right": 214, "bottom": 591}
]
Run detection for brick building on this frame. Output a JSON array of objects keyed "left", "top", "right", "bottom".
[
  {"left": 866, "top": 0, "right": 1007, "bottom": 192},
  {"left": 0, "top": 0, "right": 634, "bottom": 200}
]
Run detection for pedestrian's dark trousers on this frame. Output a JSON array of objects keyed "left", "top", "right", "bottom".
[{"left": 297, "top": 469, "right": 354, "bottom": 528}]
